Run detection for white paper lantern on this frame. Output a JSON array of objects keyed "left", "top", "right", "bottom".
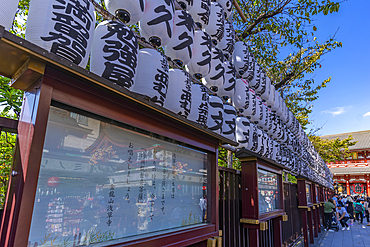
[
  {"left": 216, "top": 19, "right": 235, "bottom": 58},
  {"left": 276, "top": 95, "right": 284, "bottom": 117},
  {"left": 26, "top": 0, "right": 95, "bottom": 68},
  {"left": 255, "top": 70, "right": 267, "bottom": 97},
  {"left": 243, "top": 87, "right": 256, "bottom": 119},
  {"left": 188, "top": 83, "right": 209, "bottom": 126},
  {"left": 222, "top": 104, "right": 236, "bottom": 140},
  {"left": 186, "top": 30, "right": 212, "bottom": 78},
  {"left": 207, "top": 95, "right": 224, "bottom": 134},
  {"left": 132, "top": 48, "right": 169, "bottom": 106},
  {"left": 271, "top": 90, "right": 280, "bottom": 112},
  {"left": 272, "top": 140, "right": 281, "bottom": 163},
  {"left": 256, "top": 127, "right": 265, "bottom": 155},
  {"left": 261, "top": 102, "right": 269, "bottom": 132},
  {"left": 260, "top": 74, "right": 272, "bottom": 102},
  {"left": 269, "top": 111, "right": 278, "bottom": 139},
  {"left": 248, "top": 122, "right": 259, "bottom": 153},
  {"left": 105, "top": 0, "right": 145, "bottom": 25},
  {"left": 0, "top": 0, "right": 19, "bottom": 30},
  {"left": 218, "top": 60, "right": 236, "bottom": 100},
  {"left": 90, "top": 21, "right": 138, "bottom": 90},
  {"left": 203, "top": 47, "right": 225, "bottom": 92},
  {"left": 177, "top": 0, "right": 193, "bottom": 10},
  {"left": 233, "top": 78, "right": 248, "bottom": 112},
  {"left": 164, "top": 69, "right": 192, "bottom": 117},
  {"left": 204, "top": 2, "right": 224, "bottom": 44},
  {"left": 249, "top": 62, "right": 262, "bottom": 90},
  {"left": 250, "top": 95, "right": 262, "bottom": 124},
  {"left": 216, "top": 0, "right": 232, "bottom": 19},
  {"left": 165, "top": 10, "right": 194, "bottom": 66},
  {"left": 232, "top": 41, "right": 249, "bottom": 77},
  {"left": 236, "top": 116, "right": 251, "bottom": 149},
  {"left": 266, "top": 84, "right": 276, "bottom": 107},
  {"left": 188, "top": 0, "right": 210, "bottom": 29},
  {"left": 256, "top": 98, "right": 267, "bottom": 130},
  {"left": 139, "top": 0, "right": 174, "bottom": 47}
]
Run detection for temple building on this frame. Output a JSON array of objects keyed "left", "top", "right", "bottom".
[{"left": 322, "top": 130, "right": 370, "bottom": 197}]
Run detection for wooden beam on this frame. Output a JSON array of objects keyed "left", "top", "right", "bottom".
[{"left": 0, "top": 117, "right": 18, "bottom": 133}]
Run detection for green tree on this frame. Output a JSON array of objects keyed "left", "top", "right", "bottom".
[
  {"left": 308, "top": 134, "right": 356, "bottom": 163},
  {"left": 234, "top": 0, "right": 343, "bottom": 128}
]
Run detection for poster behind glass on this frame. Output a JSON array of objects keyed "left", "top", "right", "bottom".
[
  {"left": 315, "top": 186, "right": 319, "bottom": 203},
  {"left": 28, "top": 106, "right": 209, "bottom": 246},
  {"left": 306, "top": 183, "right": 311, "bottom": 203},
  {"left": 258, "top": 169, "right": 280, "bottom": 213}
]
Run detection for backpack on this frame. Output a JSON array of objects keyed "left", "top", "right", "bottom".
[{"left": 355, "top": 203, "right": 363, "bottom": 212}]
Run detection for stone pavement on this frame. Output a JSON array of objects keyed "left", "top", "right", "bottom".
[{"left": 311, "top": 222, "right": 370, "bottom": 247}]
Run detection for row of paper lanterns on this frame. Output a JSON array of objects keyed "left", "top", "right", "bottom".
[{"left": 0, "top": 0, "right": 332, "bottom": 186}]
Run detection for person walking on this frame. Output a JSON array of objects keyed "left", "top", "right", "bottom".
[
  {"left": 332, "top": 194, "right": 338, "bottom": 206},
  {"left": 346, "top": 196, "right": 354, "bottom": 226},
  {"left": 336, "top": 202, "right": 350, "bottom": 231},
  {"left": 364, "top": 198, "right": 370, "bottom": 226},
  {"left": 323, "top": 198, "right": 336, "bottom": 231},
  {"left": 354, "top": 199, "right": 366, "bottom": 228}
]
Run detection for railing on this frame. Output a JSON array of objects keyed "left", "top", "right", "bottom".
[
  {"left": 282, "top": 182, "right": 302, "bottom": 246},
  {"left": 218, "top": 166, "right": 243, "bottom": 247}
]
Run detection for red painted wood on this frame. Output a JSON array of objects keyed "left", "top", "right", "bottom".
[
  {"left": 313, "top": 208, "right": 318, "bottom": 237},
  {"left": 297, "top": 179, "right": 307, "bottom": 206},
  {"left": 1, "top": 77, "right": 54, "bottom": 247},
  {"left": 248, "top": 228, "right": 259, "bottom": 247},
  {"left": 273, "top": 217, "right": 282, "bottom": 247},
  {"left": 301, "top": 210, "right": 308, "bottom": 247},
  {"left": 307, "top": 210, "right": 314, "bottom": 244},
  {"left": 241, "top": 160, "right": 258, "bottom": 219},
  {"left": 2, "top": 65, "right": 222, "bottom": 246}
]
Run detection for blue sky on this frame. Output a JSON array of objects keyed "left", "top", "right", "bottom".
[{"left": 305, "top": 0, "right": 370, "bottom": 136}]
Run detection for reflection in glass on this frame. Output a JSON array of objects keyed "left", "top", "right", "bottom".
[
  {"left": 258, "top": 169, "right": 280, "bottom": 213},
  {"left": 28, "top": 106, "right": 209, "bottom": 246},
  {"left": 306, "top": 183, "right": 311, "bottom": 203}
]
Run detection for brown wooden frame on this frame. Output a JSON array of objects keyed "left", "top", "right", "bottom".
[{"left": 1, "top": 65, "right": 224, "bottom": 247}]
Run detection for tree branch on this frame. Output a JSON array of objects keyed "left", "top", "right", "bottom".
[{"left": 240, "top": 0, "right": 293, "bottom": 39}]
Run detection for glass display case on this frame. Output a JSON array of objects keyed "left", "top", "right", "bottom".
[
  {"left": 306, "top": 183, "right": 311, "bottom": 204},
  {"left": 28, "top": 105, "right": 210, "bottom": 246},
  {"left": 258, "top": 169, "right": 280, "bottom": 213}
]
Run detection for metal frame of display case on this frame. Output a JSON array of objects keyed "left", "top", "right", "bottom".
[
  {"left": 236, "top": 148, "right": 287, "bottom": 247},
  {"left": 0, "top": 26, "right": 238, "bottom": 247}
]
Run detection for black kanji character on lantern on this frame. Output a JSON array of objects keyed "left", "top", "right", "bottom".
[
  {"left": 66, "top": 0, "right": 94, "bottom": 30},
  {"left": 223, "top": 115, "right": 235, "bottom": 135},
  {"left": 147, "top": 5, "right": 173, "bottom": 38},
  {"left": 210, "top": 64, "right": 225, "bottom": 81},
  {"left": 102, "top": 62, "right": 136, "bottom": 88},
  {"left": 151, "top": 68, "right": 169, "bottom": 106},
  {"left": 177, "top": 11, "right": 194, "bottom": 33},
  {"left": 239, "top": 127, "right": 250, "bottom": 144},
  {"left": 209, "top": 111, "right": 223, "bottom": 131},
  {"left": 102, "top": 22, "right": 137, "bottom": 47},
  {"left": 173, "top": 32, "right": 193, "bottom": 58},
  {"left": 199, "top": 0, "right": 210, "bottom": 25},
  {"left": 179, "top": 89, "right": 192, "bottom": 116}
]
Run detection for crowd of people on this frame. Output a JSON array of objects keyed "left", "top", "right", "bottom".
[{"left": 323, "top": 194, "right": 370, "bottom": 231}]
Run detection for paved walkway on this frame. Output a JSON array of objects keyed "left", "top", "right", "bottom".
[{"left": 311, "top": 222, "right": 370, "bottom": 247}]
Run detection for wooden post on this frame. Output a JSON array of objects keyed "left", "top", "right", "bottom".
[
  {"left": 308, "top": 209, "right": 314, "bottom": 244},
  {"left": 301, "top": 210, "right": 309, "bottom": 247},
  {"left": 249, "top": 228, "right": 259, "bottom": 247},
  {"left": 313, "top": 206, "right": 318, "bottom": 237},
  {"left": 273, "top": 217, "right": 282, "bottom": 247}
]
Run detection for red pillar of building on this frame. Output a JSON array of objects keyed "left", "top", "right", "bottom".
[
  {"left": 346, "top": 180, "right": 350, "bottom": 195},
  {"left": 367, "top": 180, "right": 370, "bottom": 197}
]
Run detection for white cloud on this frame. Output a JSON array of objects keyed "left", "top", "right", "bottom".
[
  {"left": 321, "top": 107, "right": 346, "bottom": 116},
  {"left": 363, "top": 112, "right": 370, "bottom": 117}
]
